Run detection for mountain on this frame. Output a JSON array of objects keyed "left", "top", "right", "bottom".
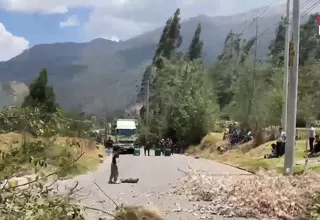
[{"left": 0, "top": 3, "right": 312, "bottom": 116}]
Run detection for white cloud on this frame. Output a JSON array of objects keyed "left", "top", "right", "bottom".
[
  {"left": 0, "top": 0, "right": 68, "bottom": 13},
  {"left": 0, "top": 0, "right": 292, "bottom": 40},
  {"left": 81, "top": 0, "right": 286, "bottom": 41},
  {"left": 0, "top": 0, "right": 132, "bottom": 14},
  {"left": 60, "top": 15, "right": 80, "bottom": 27},
  {"left": 0, "top": 23, "right": 29, "bottom": 61},
  {"left": 83, "top": 11, "right": 156, "bottom": 41}
]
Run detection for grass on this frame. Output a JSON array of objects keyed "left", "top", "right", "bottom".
[
  {"left": 0, "top": 132, "right": 106, "bottom": 180},
  {"left": 188, "top": 129, "right": 319, "bottom": 174}
]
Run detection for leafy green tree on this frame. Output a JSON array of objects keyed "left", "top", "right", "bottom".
[
  {"left": 268, "top": 13, "right": 320, "bottom": 67},
  {"left": 299, "top": 13, "right": 320, "bottom": 66},
  {"left": 162, "top": 8, "right": 182, "bottom": 60},
  {"left": 149, "top": 59, "right": 219, "bottom": 143},
  {"left": 268, "top": 18, "right": 286, "bottom": 66},
  {"left": 139, "top": 9, "right": 183, "bottom": 100},
  {"left": 210, "top": 32, "right": 256, "bottom": 111},
  {"left": 153, "top": 18, "right": 172, "bottom": 68},
  {"left": 23, "top": 68, "right": 58, "bottom": 113},
  {"left": 229, "top": 61, "right": 282, "bottom": 129},
  {"left": 208, "top": 63, "right": 234, "bottom": 111},
  {"left": 187, "top": 23, "right": 203, "bottom": 61}
]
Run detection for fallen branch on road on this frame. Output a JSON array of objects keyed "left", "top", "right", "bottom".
[{"left": 173, "top": 168, "right": 320, "bottom": 219}]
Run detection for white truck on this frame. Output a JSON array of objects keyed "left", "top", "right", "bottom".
[{"left": 112, "top": 119, "right": 138, "bottom": 152}]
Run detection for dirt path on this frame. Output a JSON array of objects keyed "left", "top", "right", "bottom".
[{"left": 54, "top": 149, "right": 254, "bottom": 220}]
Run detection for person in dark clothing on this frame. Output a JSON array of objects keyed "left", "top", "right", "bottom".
[
  {"left": 314, "top": 135, "right": 320, "bottom": 154},
  {"left": 105, "top": 137, "right": 114, "bottom": 156},
  {"left": 264, "top": 143, "right": 278, "bottom": 158},
  {"left": 144, "top": 141, "right": 151, "bottom": 156},
  {"left": 165, "top": 138, "right": 173, "bottom": 155},
  {"left": 276, "top": 127, "right": 286, "bottom": 157},
  {"left": 134, "top": 139, "right": 140, "bottom": 148},
  {"left": 309, "top": 135, "right": 320, "bottom": 156},
  {"left": 109, "top": 147, "right": 119, "bottom": 184},
  {"left": 176, "top": 139, "right": 183, "bottom": 154},
  {"left": 160, "top": 139, "right": 165, "bottom": 154},
  {"left": 228, "top": 124, "right": 233, "bottom": 135}
]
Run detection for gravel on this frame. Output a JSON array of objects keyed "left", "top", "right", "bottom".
[{"left": 53, "top": 149, "right": 255, "bottom": 220}]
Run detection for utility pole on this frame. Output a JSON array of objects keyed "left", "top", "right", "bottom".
[
  {"left": 253, "top": 16, "right": 258, "bottom": 76},
  {"left": 282, "top": 0, "right": 291, "bottom": 132},
  {"left": 146, "top": 79, "right": 149, "bottom": 125},
  {"left": 248, "top": 16, "right": 258, "bottom": 122},
  {"left": 284, "top": 0, "right": 300, "bottom": 175},
  {"left": 146, "top": 65, "right": 151, "bottom": 126},
  {"left": 104, "top": 97, "right": 108, "bottom": 135}
]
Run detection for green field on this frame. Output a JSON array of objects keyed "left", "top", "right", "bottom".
[{"left": 188, "top": 129, "right": 320, "bottom": 174}]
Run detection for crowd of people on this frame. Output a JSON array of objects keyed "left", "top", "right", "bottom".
[
  {"left": 134, "top": 137, "right": 187, "bottom": 156},
  {"left": 104, "top": 136, "right": 187, "bottom": 184},
  {"left": 223, "top": 124, "right": 253, "bottom": 146},
  {"left": 264, "top": 126, "right": 320, "bottom": 159}
]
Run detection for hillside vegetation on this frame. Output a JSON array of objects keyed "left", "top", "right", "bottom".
[
  {"left": 0, "top": 68, "right": 106, "bottom": 219},
  {"left": 139, "top": 8, "right": 320, "bottom": 144},
  {"left": 1, "top": 3, "right": 311, "bottom": 116}
]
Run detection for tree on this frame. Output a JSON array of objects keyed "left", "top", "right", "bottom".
[
  {"left": 268, "top": 13, "right": 320, "bottom": 67},
  {"left": 299, "top": 13, "right": 320, "bottom": 66},
  {"left": 23, "top": 68, "right": 58, "bottom": 113},
  {"left": 162, "top": 8, "right": 182, "bottom": 60},
  {"left": 138, "top": 9, "right": 183, "bottom": 100},
  {"left": 210, "top": 32, "right": 256, "bottom": 111},
  {"left": 187, "top": 23, "right": 203, "bottom": 61},
  {"left": 148, "top": 58, "right": 219, "bottom": 143},
  {"left": 268, "top": 18, "right": 286, "bottom": 66},
  {"left": 267, "top": 13, "right": 320, "bottom": 125},
  {"left": 153, "top": 18, "right": 172, "bottom": 68},
  {"left": 229, "top": 61, "right": 282, "bottom": 130}
]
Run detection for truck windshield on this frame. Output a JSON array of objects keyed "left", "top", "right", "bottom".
[{"left": 117, "top": 129, "right": 136, "bottom": 136}]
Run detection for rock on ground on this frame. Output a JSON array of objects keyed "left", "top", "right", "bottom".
[{"left": 53, "top": 150, "right": 255, "bottom": 220}]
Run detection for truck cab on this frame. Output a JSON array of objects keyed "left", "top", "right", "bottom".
[{"left": 112, "top": 119, "right": 138, "bottom": 152}]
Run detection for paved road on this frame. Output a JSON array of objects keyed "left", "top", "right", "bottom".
[{"left": 54, "top": 149, "right": 253, "bottom": 220}]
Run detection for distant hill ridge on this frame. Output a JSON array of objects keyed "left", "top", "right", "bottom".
[{"left": 0, "top": 3, "right": 314, "bottom": 116}]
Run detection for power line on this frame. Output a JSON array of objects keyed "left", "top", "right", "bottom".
[
  {"left": 302, "top": 0, "right": 320, "bottom": 17},
  {"left": 301, "top": 0, "right": 313, "bottom": 8},
  {"left": 238, "top": 0, "right": 277, "bottom": 37},
  {"left": 256, "top": 0, "right": 314, "bottom": 39}
]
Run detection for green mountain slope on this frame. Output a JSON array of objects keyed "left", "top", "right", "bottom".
[{"left": 0, "top": 3, "right": 309, "bottom": 116}]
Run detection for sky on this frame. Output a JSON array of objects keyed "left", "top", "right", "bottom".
[{"left": 0, "top": 0, "right": 317, "bottom": 61}]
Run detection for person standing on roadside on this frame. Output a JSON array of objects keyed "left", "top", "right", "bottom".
[
  {"left": 276, "top": 127, "right": 286, "bottom": 157},
  {"left": 144, "top": 140, "right": 151, "bottom": 156},
  {"left": 109, "top": 147, "right": 119, "bottom": 184},
  {"left": 309, "top": 127, "right": 316, "bottom": 152},
  {"left": 165, "top": 137, "right": 173, "bottom": 155},
  {"left": 106, "top": 137, "right": 114, "bottom": 156},
  {"left": 134, "top": 139, "right": 140, "bottom": 148}
]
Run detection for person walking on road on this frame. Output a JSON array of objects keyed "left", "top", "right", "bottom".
[
  {"left": 309, "top": 127, "right": 316, "bottom": 152},
  {"left": 106, "top": 137, "right": 114, "bottom": 156},
  {"left": 144, "top": 140, "right": 151, "bottom": 156},
  {"left": 109, "top": 147, "right": 119, "bottom": 184}
]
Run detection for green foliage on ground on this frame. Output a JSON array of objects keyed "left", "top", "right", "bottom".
[
  {"left": 0, "top": 68, "right": 101, "bottom": 219},
  {"left": 0, "top": 137, "right": 86, "bottom": 219},
  {"left": 0, "top": 106, "right": 94, "bottom": 137}
]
